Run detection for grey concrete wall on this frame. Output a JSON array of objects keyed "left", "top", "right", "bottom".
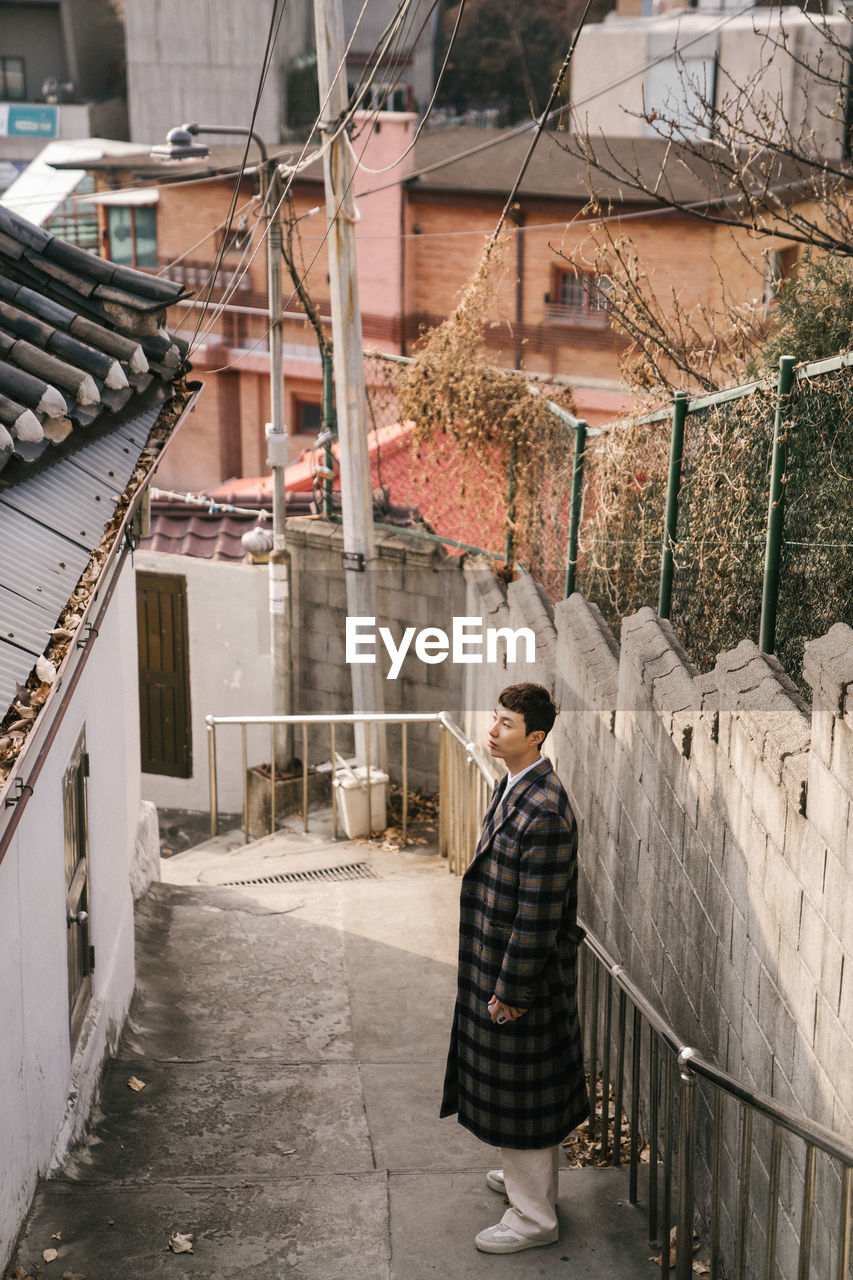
[
  {"left": 288, "top": 517, "right": 469, "bottom": 793},
  {"left": 553, "top": 596, "right": 853, "bottom": 1280},
  {"left": 460, "top": 574, "right": 853, "bottom": 1280}
]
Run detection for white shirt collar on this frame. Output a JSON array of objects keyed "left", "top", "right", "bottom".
[{"left": 504, "top": 756, "right": 542, "bottom": 791}]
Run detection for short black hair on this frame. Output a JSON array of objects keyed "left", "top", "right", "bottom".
[{"left": 498, "top": 682, "right": 558, "bottom": 738}]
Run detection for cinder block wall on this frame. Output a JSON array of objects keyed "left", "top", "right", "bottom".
[
  {"left": 553, "top": 596, "right": 853, "bottom": 1280},
  {"left": 462, "top": 574, "right": 853, "bottom": 1278},
  {"left": 287, "top": 518, "right": 469, "bottom": 792}
]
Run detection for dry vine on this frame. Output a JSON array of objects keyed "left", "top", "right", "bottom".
[{"left": 397, "top": 243, "right": 575, "bottom": 570}]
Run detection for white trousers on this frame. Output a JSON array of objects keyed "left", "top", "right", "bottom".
[{"left": 499, "top": 1144, "right": 560, "bottom": 1241}]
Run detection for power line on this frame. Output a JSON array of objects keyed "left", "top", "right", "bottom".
[
  {"left": 352, "top": 0, "right": 757, "bottom": 201},
  {"left": 187, "top": 0, "right": 425, "bottom": 354},
  {"left": 186, "top": 0, "right": 289, "bottom": 355},
  {"left": 353, "top": 0, "right": 467, "bottom": 175}
]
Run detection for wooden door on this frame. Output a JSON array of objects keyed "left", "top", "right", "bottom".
[{"left": 137, "top": 572, "right": 192, "bottom": 777}]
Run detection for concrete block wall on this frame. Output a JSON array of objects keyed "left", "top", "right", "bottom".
[
  {"left": 460, "top": 564, "right": 560, "bottom": 752},
  {"left": 548, "top": 596, "right": 853, "bottom": 1279},
  {"left": 287, "top": 518, "right": 469, "bottom": 792}
]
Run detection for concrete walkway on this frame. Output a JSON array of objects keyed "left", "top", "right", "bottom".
[{"left": 12, "top": 816, "right": 657, "bottom": 1279}]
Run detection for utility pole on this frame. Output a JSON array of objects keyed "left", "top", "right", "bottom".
[
  {"left": 151, "top": 122, "right": 293, "bottom": 769},
  {"left": 313, "top": 0, "right": 385, "bottom": 768},
  {"left": 262, "top": 159, "right": 294, "bottom": 771}
]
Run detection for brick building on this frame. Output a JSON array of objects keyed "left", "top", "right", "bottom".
[{"left": 55, "top": 113, "right": 774, "bottom": 493}]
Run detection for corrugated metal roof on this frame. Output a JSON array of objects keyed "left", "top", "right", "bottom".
[
  {"left": 0, "top": 587, "right": 57, "bottom": 714},
  {"left": 0, "top": 397, "right": 182, "bottom": 715},
  {"left": 0, "top": 207, "right": 191, "bottom": 735},
  {"left": 1, "top": 461, "right": 120, "bottom": 547}
]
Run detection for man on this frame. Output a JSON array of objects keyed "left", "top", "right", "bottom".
[{"left": 440, "top": 682, "right": 588, "bottom": 1254}]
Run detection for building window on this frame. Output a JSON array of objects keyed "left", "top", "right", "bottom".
[
  {"left": 546, "top": 270, "right": 611, "bottom": 325},
  {"left": 106, "top": 205, "right": 157, "bottom": 269},
  {"left": 0, "top": 57, "right": 25, "bottom": 102},
  {"left": 763, "top": 246, "right": 798, "bottom": 308},
  {"left": 296, "top": 400, "right": 323, "bottom": 434},
  {"left": 46, "top": 174, "right": 98, "bottom": 253}
]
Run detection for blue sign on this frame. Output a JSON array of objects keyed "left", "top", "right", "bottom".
[{"left": 4, "top": 105, "right": 58, "bottom": 138}]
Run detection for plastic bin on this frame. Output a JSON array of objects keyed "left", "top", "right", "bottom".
[{"left": 332, "top": 764, "right": 389, "bottom": 837}]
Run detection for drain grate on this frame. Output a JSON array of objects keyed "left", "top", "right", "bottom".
[{"left": 222, "top": 861, "right": 379, "bottom": 887}]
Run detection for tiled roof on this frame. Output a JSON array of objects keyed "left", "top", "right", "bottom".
[
  {"left": 143, "top": 488, "right": 426, "bottom": 562},
  {"left": 0, "top": 205, "right": 191, "bottom": 477},
  {"left": 0, "top": 207, "right": 195, "bottom": 742}
]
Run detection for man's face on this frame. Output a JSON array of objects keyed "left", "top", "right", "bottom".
[{"left": 487, "top": 703, "right": 541, "bottom": 768}]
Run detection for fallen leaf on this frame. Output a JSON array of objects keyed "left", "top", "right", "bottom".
[
  {"left": 168, "top": 1231, "right": 194, "bottom": 1254},
  {"left": 240, "top": 1180, "right": 255, "bottom": 1188},
  {"left": 282, "top": 1148, "right": 296, "bottom": 1156},
  {"left": 127, "top": 1076, "right": 146, "bottom": 1092},
  {"left": 43, "top": 1248, "right": 58, "bottom": 1263},
  {"left": 61, "top": 1272, "right": 86, "bottom": 1280},
  {"left": 50, "top": 1233, "right": 61, "bottom": 1241},
  {"left": 35, "top": 656, "right": 56, "bottom": 686}
]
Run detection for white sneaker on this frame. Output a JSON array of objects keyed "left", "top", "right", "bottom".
[
  {"left": 475, "top": 1222, "right": 557, "bottom": 1253},
  {"left": 486, "top": 1168, "right": 506, "bottom": 1194}
]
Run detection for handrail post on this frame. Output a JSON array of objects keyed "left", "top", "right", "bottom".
[
  {"left": 401, "top": 721, "right": 408, "bottom": 847},
  {"left": 759, "top": 354, "right": 796, "bottom": 653},
  {"left": 564, "top": 418, "right": 588, "bottom": 598},
  {"left": 658, "top": 391, "right": 688, "bottom": 619},
  {"left": 208, "top": 718, "right": 218, "bottom": 837},
  {"left": 676, "top": 1048, "right": 697, "bottom": 1280}
]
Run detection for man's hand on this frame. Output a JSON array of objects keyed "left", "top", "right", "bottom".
[{"left": 488, "top": 995, "right": 527, "bottom": 1023}]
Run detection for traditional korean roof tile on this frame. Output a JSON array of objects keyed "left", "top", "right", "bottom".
[
  {"left": 143, "top": 489, "right": 425, "bottom": 563},
  {"left": 0, "top": 205, "right": 191, "bottom": 476},
  {"left": 0, "top": 207, "right": 197, "bottom": 756}
]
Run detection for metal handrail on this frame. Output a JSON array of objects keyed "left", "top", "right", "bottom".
[
  {"left": 205, "top": 709, "right": 501, "bottom": 854},
  {"left": 580, "top": 927, "right": 853, "bottom": 1280}
]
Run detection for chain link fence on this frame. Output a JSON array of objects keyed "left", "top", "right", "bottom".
[{"left": 361, "top": 351, "right": 853, "bottom": 690}]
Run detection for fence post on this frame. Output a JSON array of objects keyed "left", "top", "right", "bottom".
[
  {"left": 505, "top": 441, "right": 517, "bottom": 566},
  {"left": 759, "top": 355, "right": 796, "bottom": 654},
  {"left": 564, "top": 418, "right": 588, "bottom": 598},
  {"left": 658, "top": 391, "right": 688, "bottom": 619},
  {"left": 322, "top": 348, "right": 335, "bottom": 519},
  {"left": 207, "top": 718, "right": 218, "bottom": 838},
  {"left": 676, "top": 1048, "right": 697, "bottom": 1280}
]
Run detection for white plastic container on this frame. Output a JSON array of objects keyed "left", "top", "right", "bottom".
[{"left": 332, "top": 764, "right": 389, "bottom": 837}]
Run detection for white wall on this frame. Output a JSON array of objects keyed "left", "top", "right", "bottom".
[
  {"left": 0, "top": 563, "right": 143, "bottom": 1272},
  {"left": 572, "top": 8, "right": 848, "bottom": 156},
  {"left": 136, "top": 551, "right": 272, "bottom": 814}
]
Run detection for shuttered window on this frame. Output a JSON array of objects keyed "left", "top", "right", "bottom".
[{"left": 63, "top": 731, "right": 92, "bottom": 1048}]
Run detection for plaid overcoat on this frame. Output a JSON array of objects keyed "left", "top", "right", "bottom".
[{"left": 440, "top": 756, "right": 588, "bottom": 1149}]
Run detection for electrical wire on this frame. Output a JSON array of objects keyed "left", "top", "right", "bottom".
[
  {"left": 352, "top": 0, "right": 758, "bottom": 201},
  {"left": 187, "top": 0, "right": 405, "bottom": 351},
  {"left": 162, "top": 0, "right": 762, "bottom": 367},
  {"left": 185, "top": 0, "right": 289, "bottom": 357},
  {"left": 352, "top": 0, "right": 467, "bottom": 174},
  {"left": 188, "top": 0, "right": 427, "bottom": 353}
]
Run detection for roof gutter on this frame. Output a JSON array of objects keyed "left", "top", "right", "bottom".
[{"left": 0, "top": 384, "right": 203, "bottom": 867}]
